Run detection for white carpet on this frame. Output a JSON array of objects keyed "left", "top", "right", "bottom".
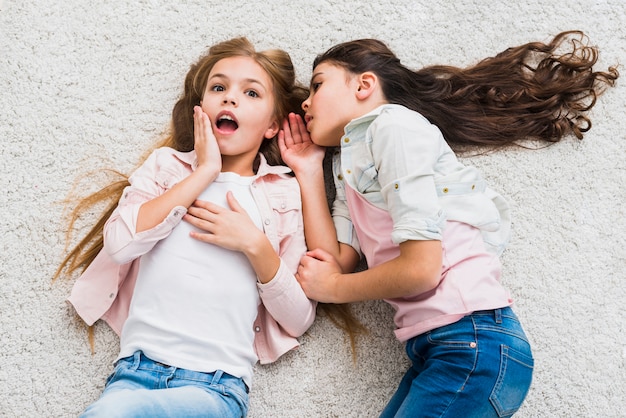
[{"left": 1, "top": 0, "right": 625, "bottom": 416}]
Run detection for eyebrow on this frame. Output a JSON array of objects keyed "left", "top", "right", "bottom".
[
  {"left": 309, "top": 72, "right": 324, "bottom": 88},
  {"left": 209, "top": 73, "right": 267, "bottom": 91}
]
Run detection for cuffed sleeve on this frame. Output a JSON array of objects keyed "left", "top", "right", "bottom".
[
  {"left": 102, "top": 148, "right": 191, "bottom": 264},
  {"left": 372, "top": 108, "right": 446, "bottom": 243},
  {"left": 104, "top": 205, "right": 187, "bottom": 264}
]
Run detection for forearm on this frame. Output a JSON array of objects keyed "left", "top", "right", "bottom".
[
  {"left": 243, "top": 230, "right": 281, "bottom": 284},
  {"left": 295, "top": 169, "right": 358, "bottom": 271},
  {"left": 136, "top": 166, "right": 218, "bottom": 232},
  {"left": 332, "top": 240, "right": 442, "bottom": 303}
]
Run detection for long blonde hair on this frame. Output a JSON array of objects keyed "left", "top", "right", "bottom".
[
  {"left": 54, "top": 37, "right": 308, "bottom": 280},
  {"left": 55, "top": 37, "right": 365, "bottom": 356}
]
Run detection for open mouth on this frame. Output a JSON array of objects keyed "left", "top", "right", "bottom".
[{"left": 216, "top": 113, "right": 239, "bottom": 133}]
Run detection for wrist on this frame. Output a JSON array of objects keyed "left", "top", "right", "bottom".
[
  {"left": 194, "top": 164, "right": 219, "bottom": 184},
  {"left": 330, "top": 272, "right": 346, "bottom": 304},
  {"left": 244, "top": 231, "right": 280, "bottom": 284},
  {"left": 294, "top": 164, "right": 324, "bottom": 185}
]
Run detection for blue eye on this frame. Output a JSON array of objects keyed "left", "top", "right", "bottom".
[
  {"left": 211, "top": 85, "right": 225, "bottom": 92},
  {"left": 246, "top": 90, "right": 259, "bottom": 98}
]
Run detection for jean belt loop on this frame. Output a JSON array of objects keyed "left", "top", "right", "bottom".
[
  {"left": 211, "top": 369, "right": 224, "bottom": 385},
  {"left": 494, "top": 308, "right": 502, "bottom": 324},
  {"left": 132, "top": 351, "right": 142, "bottom": 369}
]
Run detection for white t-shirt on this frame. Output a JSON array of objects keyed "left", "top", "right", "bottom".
[{"left": 119, "top": 172, "right": 262, "bottom": 387}]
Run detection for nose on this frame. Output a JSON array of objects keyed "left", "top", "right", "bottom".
[
  {"left": 223, "top": 96, "right": 237, "bottom": 106},
  {"left": 302, "top": 97, "right": 310, "bottom": 111}
]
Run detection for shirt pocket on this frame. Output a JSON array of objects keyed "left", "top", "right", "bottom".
[{"left": 267, "top": 187, "right": 302, "bottom": 238}]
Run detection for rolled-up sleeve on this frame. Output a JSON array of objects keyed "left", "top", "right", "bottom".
[
  {"left": 103, "top": 149, "right": 187, "bottom": 264},
  {"left": 371, "top": 110, "right": 446, "bottom": 244},
  {"left": 331, "top": 152, "right": 361, "bottom": 254}
]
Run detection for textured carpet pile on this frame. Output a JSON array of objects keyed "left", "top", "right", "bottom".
[{"left": 1, "top": 1, "right": 624, "bottom": 416}]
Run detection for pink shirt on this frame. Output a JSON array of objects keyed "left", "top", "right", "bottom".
[
  {"left": 345, "top": 183, "right": 512, "bottom": 342},
  {"left": 333, "top": 105, "right": 514, "bottom": 342},
  {"left": 68, "top": 148, "right": 316, "bottom": 364}
]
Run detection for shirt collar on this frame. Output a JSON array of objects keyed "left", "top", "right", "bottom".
[
  {"left": 255, "top": 153, "right": 293, "bottom": 177},
  {"left": 344, "top": 103, "right": 398, "bottom": 133},
  {"left": 181, "top": 150, "right": 292, "bottom": 178}
]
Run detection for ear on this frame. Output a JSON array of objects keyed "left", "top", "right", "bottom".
[
  {"left": 264, "top": 119, "right": 280, "bottom": 139},
  {"left": 355, "top": 72, "right": 378, "bottom": 100}
]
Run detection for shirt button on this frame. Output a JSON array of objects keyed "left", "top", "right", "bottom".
[
  {"left": 346, "top": 169, "right": 351, "bottom": 174},
  {"left": 338, "top": 174, "right": 343, "bottom": 180},
  {"left": 469, "top": 342, "right": 477, "bottom": 348},
  {"left": 343, "top": 137, "right": 350, "bottom": 143},
  {"left": 281, "top": 203, "right": 286, "bottom": 209},
  {"left": 109, "top": 293, "right": 115, "bottom": 298},
  {"left": 264, "top": 219, "right": 270, "bottom": 225},
  {"left": 254, "top": 326, "right": 261, "bottom": 332}
]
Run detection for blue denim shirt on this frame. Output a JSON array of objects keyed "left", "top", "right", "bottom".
[{"left": 332, "top": 104, "right": 510, "bottom": 256}]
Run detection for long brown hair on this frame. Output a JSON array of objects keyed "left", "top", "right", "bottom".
[
  {"left": 54, "top": 37, "right": 364, "bottom": 356},
  {"left": 309, "top": 31, "right": 617, "bottom": 355},
  {"left": 314, "top": 31, "right": 618, "bottom": 151}
]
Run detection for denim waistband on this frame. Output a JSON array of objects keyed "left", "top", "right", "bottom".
[
  {"left": 120, "top": 351, "right": 249, "bottom": 393},
  {"left": 471, "top": 306, "right": 516, "bottom": 323}
]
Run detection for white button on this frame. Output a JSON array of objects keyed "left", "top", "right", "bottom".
[{"left": 254, "top": 326, "right": 261, "bottom": 332}]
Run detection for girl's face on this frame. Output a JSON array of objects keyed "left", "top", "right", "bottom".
[
  {"left": 201, "top": 56, "right": 279, "bottom": 173},
  {"left": 302, "top": 63, "right": 361, "bottom": 147}
]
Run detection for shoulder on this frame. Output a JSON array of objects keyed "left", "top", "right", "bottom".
[
  {"left": 141, "top": 147, "right": 196, "bottom": 172},
  {"left": 131, "top": 147, "right": 194, "bottom": 184},
  {"left": 150, "top": 147, "right": 195, "bottom": 165},
  {"left": 369, "top": 105, "right": 447, "bottom": 162},
  {"left": 375, "top": 104, "right": 434, "bottom": 132}
]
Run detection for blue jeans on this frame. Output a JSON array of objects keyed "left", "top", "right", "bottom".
[
  {"left": 380, "top": 307, "right": 533, "bottom": 418},
  {"left": 80, "top": 351, "right": 249, "bottom": 418}
]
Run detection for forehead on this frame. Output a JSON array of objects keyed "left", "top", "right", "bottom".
[
  {"left": 210, "top": 56, "right": 273, "bottom": 88},
  {"left": 311, "top": 62, "right": 348, "bottom": 80}
]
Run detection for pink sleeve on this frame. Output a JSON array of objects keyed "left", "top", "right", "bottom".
[
  {"left": 257, "top": 260, "right": 316, "bottom": 337},
  {"left": 103, "top": 149, "right": 187, "bottom": 264},
  {"left": 257, "top": 177, "right": 316, "bottom": 337}
]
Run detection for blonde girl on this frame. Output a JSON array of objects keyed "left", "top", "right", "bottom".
[{"left": 56, "top": 37, "right": 314, "bottom": 417}]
